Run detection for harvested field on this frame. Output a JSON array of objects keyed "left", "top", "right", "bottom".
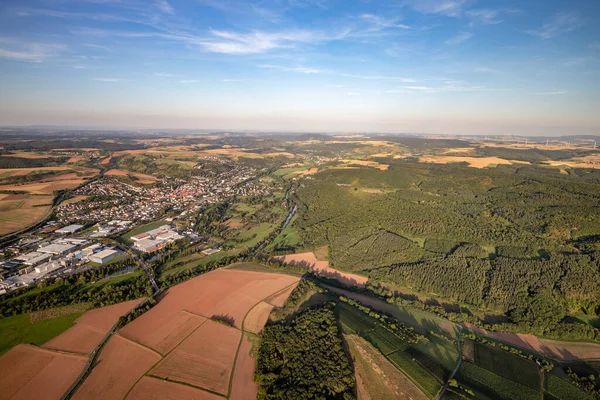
[
  {"left": 230, "top": 334, "right": 259, "bottom": 400},
  {"left": 0, "top": 194, "right": 53, "bottom": 236},
  {"left": 275, "top": 252, "right": 368, "bottom": 287},
  {"left": 179, "top": 269, "right": 300, "bottom": 329},
  {"left": 0, "top": 344, "right": 87, "bottom": 400},
  {"left": 0, "top": 179, "right": 87, "bottom": 195},
  {"left": 126, "top": 376, "right": 223, "bottom": 400},
  {"left": 243, "top": 302, "right": 274, "bottom": 335},
  {"left": 419, "top": 155, "right": 528, "bottom": 168},
  {"left": 340, "top": 159, "right": 389, "bottom": 170},
  {"left": 464, "top": 323, "right": 600, "bottom": 361},
  {"left": 100, "top": 156, "right": 112, "bottom": 165},
  {"left": 73, "top": 334, "right": 161, "bottom": 400},
  {"left": 120, "top": 309, "right": 206, "bottom": 355},
  {"left": 0, "top": 167, "right": 72, "bottom": 176},
  {"left": 67, "top": 155, "right": 84, "bottom": 163},
  {"left": 43, "top": 299, "right": 143, "bottom": 355},
  {"left": 150, "top": 319, "right": 241, "bottom": 395},
  {"left": 105, "top": 169, "right": 157, "bottom": 184},
  {"left": 265, "top": 284, "right": 298, "bottom": 307},
  {"left": 345, "top": 334, "right": 427, "bottom": 400},
  {"left": 225, "top": 218, "right": 244, "bottom": 228}
]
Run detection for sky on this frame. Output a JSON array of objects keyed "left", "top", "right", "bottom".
[{"left": 0, "top": 0, "right": 599, "bottom": 135}]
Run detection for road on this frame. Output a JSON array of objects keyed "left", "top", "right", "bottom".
[
  {"left": 111, "top": 241, "right": 160, "bottom": 293},
  {"left": 437, "top": 329, "right": 463, "bottom": 400}
]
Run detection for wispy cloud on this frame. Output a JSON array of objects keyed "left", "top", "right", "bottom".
[
  {"left": 466, "top": 9, "right": 503, "bottom": 25},
  {"left": 93, "top": 78, "right": 122, "bottom": 82},
  {"left": 257, "top": 64, "right": 327, "bottom": 74},
  {"left": 445, "top": 32, "right": 473, "bottom": 45},
  {"left": 155, "top": 0, "right": 174, "bottom": 15},
  {"left": 154, "top": 72, "right": 173, "bottom": 77},
  {"left": 404, "top": 0, "right": 469, "bottom": 17},
  {"left": 359, "top": 14, "right": 410, "bottom": 30},
  {"left": 526, "top": 11, "right": 583, "bottom": 40},
  {"left": 347, "top": 92, "right": 360, "bottom": 96},
  {"left": 73, "top": 65, "right": 86, "bottom": 69},
  {"left": 0, "top": 39, "right": 67, "bottom": 62},
  {"left": 531, "top": 91, "right": 568, "bottom": 96},
  {"left": 326, "top": 84, "right": 344, "bottom": 88},
  {"left": 222, "top": 79, "right": 243, "bottom": 82},
  {"left": 180, "top": 80, "right": 197, "bottom": 84}
]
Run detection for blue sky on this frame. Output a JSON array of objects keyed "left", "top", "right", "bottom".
[{"left": 0, "top": 0, "right": 599, "bottom": 135}]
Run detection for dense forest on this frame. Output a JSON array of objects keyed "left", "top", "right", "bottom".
[
  {"left": 294, "top": 161, "right": 600, "bottom": 336},
  {"left": 255, "top": 304, "right": 356, "bottom": 400}
]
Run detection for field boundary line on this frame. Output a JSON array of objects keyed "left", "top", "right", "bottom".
[
  {"left": 145, "top": 374, "right": 227, "bottom": 398},
  {"left": 123, "top": 318, "right": 210, "bottom": 399},
  {"left": 227, "top": 278, "right": 300, "bottom": 398},
  {"left": 113, "top": 333, "right": 162, "bottom": 358}
]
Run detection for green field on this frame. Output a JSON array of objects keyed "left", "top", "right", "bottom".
[
  {"left": 468, "top": 340, "right": 541, "bottom": 390},
  {"left": 456, "top": 362, "right": 542, "bottom": 400},
  {"left": 337, "top": 302, "right": 444, "bottom": 398},
  {"left": 545, "top": 374, "right": 595, "bottom": 400},
  {"left": 0, "top": 311, "right": 84, "bottom": 355}
]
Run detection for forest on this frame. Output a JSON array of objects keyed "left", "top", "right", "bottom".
[{"left": 293, "top": 161, "right": 600, "bottom": 338}]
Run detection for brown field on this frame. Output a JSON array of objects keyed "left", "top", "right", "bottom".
[
  {"left": 543, "top": 159, "right": 600, "bottom": 170},
  {"left": 179, "top": 269, "right": 300, "bottom": 329},
  {"left": 225, "top": 218, "right": 244, "bottom": 228},
  {"left": 340, "top": 159, "right": 389, "bottom": 170},
  {"left": 100, "top": 156, "right": 112, "bottom": 165},
  {"left": 150, "top": 319, "right": 241, "bottom": 395},
  {"left": 67, "top": 155, "right": 84, "bottom": 163},
  {"left": 126, "top": 376, "right": 223, "bottom": 400},
  {"left": 292, "top": 167, "right": 319, "bottom": 176},
  {"left": 419, "top": 155, "right": 528, "bottom": 168},
  {"left": 230, "top": 334, "right": 259, "bottom": 400},
  {"left": 345, "top": 334, "right": 427, "bottom": 400},
  {"left": 0, "top": 344, "right": 87, "bottom": 400},
  {"left": 479, "top": 142, "right": 597, "bottom": 151},
  {"left": 0, "top": 179, "right": 87, "bottom": 195},
  {"left": 60, "top": 195, "right": 89, "bottom": 206},
  {"left": 105, "top": 169, "right": 157, "bottom": 184},
  {"left": 0, "top": 194, "right": 53, "bottom": 236},
  {"left": 3, "top": 152, "right": 63, "bottom": 159},
  {"left": 44, "top": 299, "right": 143, "bottom": 355},
  {"left": 464, "top": 323, "right": 600, "bottom": 361},
  {"left": 0, "top": 166, "right": 72, "bottom": 176},
  {"left": 265, "top": 284, "right": 298, "bottom": 307},
  {"left": 73, "top": 334, "right": 161, "bottom": 400},
  {"left": 120, "top": 309, "right": 206, "bottom": 355},
  {"left": 275, "top": 252, "right": 368, "bottom": 287},
  {"left": 243, "top": 301, "right": 274, "bottom": 335}
]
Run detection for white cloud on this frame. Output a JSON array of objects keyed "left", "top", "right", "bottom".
[
  {"left": 155, "top": 0, "right": 174, "bottom": 15},
  {"left": 154, "top": 72, "right": 173, "bottom": 77},
  {"left": 0, "top": 39, "right": 67, "bottom": 62},
  {"left": 526, "top": 12, "right": 583, "bottom": 40},
  {"left": 222, "top": 79, "right": 242, "bottom": 82},
  {"left": 466, "top": 9, "right": 503, "bottom": 25},
  {"left": 93, "top": 78, "right": 122, "bottom": 82},
  {"left": 326, "top": 84, "right": 344, "bottom": 88},
  {"left": 359, "top": 14, "right": 410, "bottom": 30},
  {"left": 347, "top": 92, "right": 360, "bottom": 96},
  {"left": 257, "top": 64, "right": 327, "bottom": 74},
  {"left": 531, "top": 91, "right": 568, "bottom": 96},
  {"left": 404, "top": 0, "right": 469, "bottom": 17},
  {"left": 180, "top": 80, "right": 197, "bottom": 83},
  {"left": 445, "top": 32, "right": 473, "bottom": 45}
]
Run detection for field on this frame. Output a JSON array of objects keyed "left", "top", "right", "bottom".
[
  {"left": 243, "top": 301, "right": 274, "bottom": 335},
  {"left": 60, "top": 195, "right": 88, "bottom": 205},
  {"left": 0, "top": 309, "right": 84, "bottom": 355},
  {"left": 345, "top": 334, "right": 428, "bottom": 400},
  {"left": 72, "top": 334, "right": 162, "bottom": 400},
  {"left": 105, "top": 168, "right": 157, "bottom": 184},
  {"left": 337, "top": 302, "right": 445, "bottom": 398},
  {"left": 43, "top": 299, "right": 143, "bottom": 355},
  {"left": 0, "top": 194, "right": 53, "bottom": 235},
  {"left": 229, "top": 334, "right": 259, "bottom": 400},
  {"left": 0, "top": 345, "right": 88, "bottom": 400},
  {"left": 463, "top": 339, "right": 541, "bottom": 390},
  {"left": 76, "top": 267, "right": 300, "bottom": 399},
  {"left": 418, "top": 155, "right": 527, "bottom": 168},
  {"left": 545, "top": 374, "right": 596, "bottom": 400},
  {"left": 275, "top": 252, "right": 368, "bottom": 287},
  {"left": 455, "top": 361, "right": 542, "bottom": 400},
  {"left": 265, "top": 284, "right": 298, "bottom": 307},
  {"left": 464, "top": 323, "right": 600, "bottom": 361},
  {"left": 150, "top": 319, "right": 241, "bottom": 395}
]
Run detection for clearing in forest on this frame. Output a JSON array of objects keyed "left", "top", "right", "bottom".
[{"left": 275, "top": 252, "right": 368, "bottom": 287}]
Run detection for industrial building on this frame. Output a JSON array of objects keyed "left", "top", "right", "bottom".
[
  {"left": 89, "top": 249, "right": 119, "bottom": 264},
  {"left": 55, "top": 224, "right": 85, "bottom": 234}
]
